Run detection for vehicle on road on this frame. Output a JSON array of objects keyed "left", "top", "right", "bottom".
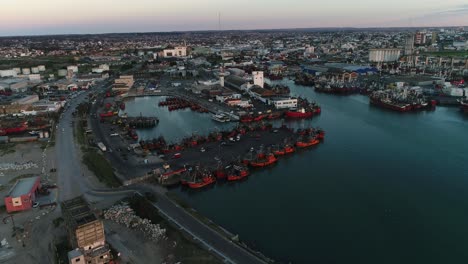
[
  {"left": 110, "top": 133, "right": 119, "bottom": 137},
  {"left": 97, "top": 142, "right": 107, "bottom": 152},
  {"left": 172, "top": 153, "right": 182, "bottom": 159}
]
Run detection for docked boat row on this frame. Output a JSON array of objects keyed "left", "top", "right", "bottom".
[
  {"left": 369, "top": 89, "right": 436, "bottom": 112},
  {"left": 314, "top": 81, "right": 362, "bottom": 95},
  {"left": 158, "top": 97, "right": 209, "bottom": 113}
]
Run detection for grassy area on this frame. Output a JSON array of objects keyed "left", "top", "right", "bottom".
[
  {"left": 166, "top": 192, "right": 235, "bottom": 239},
  {"left": 9, "top": 174, "right": 36, "bottom": 184},
  {"left": 76, "top": 120, "right": 86, "bottom": 146},
  {"left": 53, "top": 238, "right": 71, "bottom": 264},
  {"left": 53, "top": 217, "right": 64, "bottom": 228},
  {"left": 127, "top": 195, "right": 222, "bottom": 264},
  {"left": 0, "top": 143, "right": 15, "bottom": 156},
  {"left": 82, "top": 150, "right": 121, "bottom": 187},
  {"left": 420, "top": 51, "right": 468, "bottom": 57}
]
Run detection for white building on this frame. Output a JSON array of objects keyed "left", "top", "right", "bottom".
[
  {"left": 31, "top": 67, "right": 40, "bottom": 74},
  {"left": 67, "top": 65, "right": 79, "bottom": 73},
  {"left": 162, "top": 46, "right": 188, "bottom": 57},
  {"left": 252, "top": 71, "right": 264, "bottom": 88},
  {"left": 0, "top": 70, "right": 17, "bottom": 78},
  {"left": 369, "top": 48, "right": 401, "bottom": 62},
  {"left": 270, "top": 98, "right": 298, "bottom": 109},
  {"left": 58, "top": 69, "right": 67, "bottom": 77},
  {"left": 37, "top": 65, "right": 46, "bottom": 72},
  {"left": 22, "top": 68, "right": 31, "bottom": 75},
  {"left": 29, "top": 74, "right": 41, "bottom": 81}
]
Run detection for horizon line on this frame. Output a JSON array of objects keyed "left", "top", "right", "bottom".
[{"left": 0, "top": 25, "right": 467, "bottom": 38}]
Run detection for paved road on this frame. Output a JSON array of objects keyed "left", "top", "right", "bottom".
[{"left": 55, "top": 91, "right": 92, "bottom": 201}]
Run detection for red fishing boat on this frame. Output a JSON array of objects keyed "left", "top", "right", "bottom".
[
  {"left": 285, "top": 108, "right": 313, "bottom": 118},
  {"left": 250, "top": 154, "right": 277, "bottom": 167},
  {"left": 284, "top": 145, "right": 295, "bottom": 154},
  {"left": 296, "top": 137, "right": 320, "bottom": 148},
  {"left": 188, "top": 172, "right": 216, "bottom": 189},
  {"left": 227, "top": 165, "right": 249, "bottom": 181}
]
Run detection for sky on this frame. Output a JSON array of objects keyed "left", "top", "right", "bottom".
[{"left": 0, "top": 0, "right": 467, "bottom": 36}]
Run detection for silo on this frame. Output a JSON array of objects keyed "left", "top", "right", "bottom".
[
  {"left": 58, "top": 69, "right": 67, "bottom": 77},
  {"left": 22, "top": 68, "right": 31, "bottom": 75}
]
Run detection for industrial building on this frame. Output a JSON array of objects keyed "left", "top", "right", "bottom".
[
  {"left": 61, "top": 196, "right": 112, "bottom": 264},
  {"left": 113, "top": 75, "right": 134, "bottom": 92},
  {"left": 162, "top": 46, "right": 188, "bottom": 57},
  {"left": 4, "top": 176, "right": 41, "bottom": 213},
  {"left": 369, "top": 48, "right": 401, "bottom": 62}
]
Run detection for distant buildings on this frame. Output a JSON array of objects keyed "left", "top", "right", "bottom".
[
  {"left": 414, "top": 31, "right": 427, "bottom": 45},
  {"left": 405, "top": 35, "right": 415, "bottom": 55},
  {"left": 369, "top": 48, "right": 401, "bottom": 62},
  {"left": 61, "top": 196, "right": 112, "bottom": 264}
]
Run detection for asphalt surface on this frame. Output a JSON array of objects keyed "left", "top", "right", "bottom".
[{"left": 56, "top": 90, "right": 93, "bottom": 201}]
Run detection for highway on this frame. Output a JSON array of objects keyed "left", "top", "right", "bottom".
[{"left": 55, "top": 78, "right": 268, "bottom": 264}]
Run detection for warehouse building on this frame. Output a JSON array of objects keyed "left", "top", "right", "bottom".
[{"left": 4, "top": 176, "right": 41, "bottom": 213}]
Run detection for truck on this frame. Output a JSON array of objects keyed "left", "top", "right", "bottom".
[{"left": 97, "top": 142, "right": 107, "bottom": 152}]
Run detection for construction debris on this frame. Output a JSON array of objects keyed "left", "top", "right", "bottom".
[
  {"left": 104, "top": 203, "right": 166, "bottom": 242},
  {"left": 0, "top": 161, "right": 38, "bottom": 171}
]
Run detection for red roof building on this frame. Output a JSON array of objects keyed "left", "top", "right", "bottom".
[{"left": 4, "top": 176, "right": 41, "bottom": 213}]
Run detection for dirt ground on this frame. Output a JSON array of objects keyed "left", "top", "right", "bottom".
[{"left": 0, "top": 142, "right": 57, "bottom": 206}]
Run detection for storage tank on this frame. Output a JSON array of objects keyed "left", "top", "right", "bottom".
[
  {"left": 22, "top": 68, "right": 31, "bottom": 75},
  {"left": 58, "top": 69, "right": 67, "bottom": 77},
  {"left": 31, "top": 67, "right": 39, "bottom": 74},
  {"left": 38, "top": 65, "right": 46, "bottom": 72}
]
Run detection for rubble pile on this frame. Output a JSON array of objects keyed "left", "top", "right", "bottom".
[
  {"left": 0, "top": 161, "right": 38, "bottom": 171},
  {"left": 104, "top": 203, "right": 166, "bottom": 242}
]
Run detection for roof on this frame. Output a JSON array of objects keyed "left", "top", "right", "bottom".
[
  {"left": 67, "top": 249, "right": 83, "bottom": 259},
  {"left": 61, "top": 196, "right": 97, "bottom": 227},
  {"left": 225, "top": 75, "right": 246, "bottom": 87},
  {"left": 8, "top": 176, "right": 40, "bottom": 197}
]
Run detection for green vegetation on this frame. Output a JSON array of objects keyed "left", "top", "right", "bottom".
[
  {"left": 9, "top": 174, "right": 36, "bottom": 184},
  {"left": 53, "top": 217, "right": 64, "bottom": 228},
  {"left": 126, "top": 195, "right": 221, "bottom": 264},
  {"left": 0, "top": 143, "right": 15, "bottom": 156},
  {"left": 420, "top": 51, "right": 468, "bottom": 57},
  {"left": 82, "top": 150, "right": 121, "bottom": 187},
  {"left": 54, "top": 238, "right": 71, "bottom": 264},
  {"left": 167, "top": 192, "right": 234, "bottom": 239}
]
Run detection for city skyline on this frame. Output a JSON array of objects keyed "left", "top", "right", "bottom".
[{"left": 0, "top": 0, "right": 467, "bottom": 36}]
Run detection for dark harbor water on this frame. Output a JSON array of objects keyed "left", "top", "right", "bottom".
[{"left": 124, "top": 80, "right": 468, "bottom": 264}]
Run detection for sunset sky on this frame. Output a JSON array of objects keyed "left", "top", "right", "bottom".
[{"left": 0, "top": 0, "right": 467, "bottom": 36}]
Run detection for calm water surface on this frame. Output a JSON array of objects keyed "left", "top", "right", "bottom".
[{"left": 125, "top": 80, "right": 468, "bottom": 264}]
